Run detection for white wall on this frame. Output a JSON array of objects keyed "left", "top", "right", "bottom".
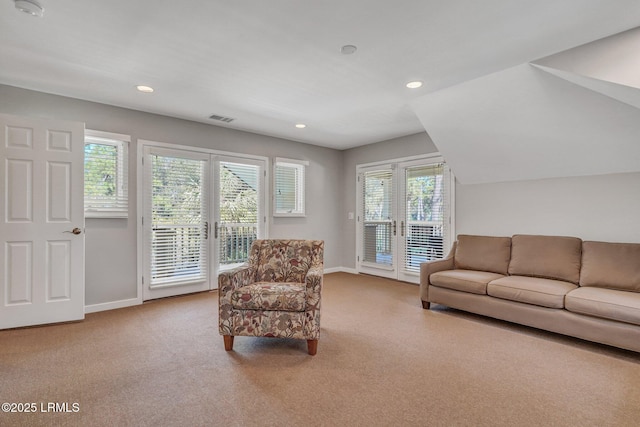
[
  {"left": 0, "top": 84, "right": 343, "bottom": 306},
  {"left": 456, "top": 172, "right": 640, "bottom": 243},
  {"left": 3, "top": 83, "right": 639, "bottom": 310}
]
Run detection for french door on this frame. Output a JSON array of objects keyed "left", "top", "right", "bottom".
[
  {"left": 141, "top": 144, "right": 265, "bottom": 301},
  {"left": 357, "top": 156, "right": 454, "bottom": 284}
]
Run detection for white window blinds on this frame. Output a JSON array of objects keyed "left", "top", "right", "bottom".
[
  {"left": 148, "top": 153, "right": 208, "bottom": 286},
  {"left": 402, "top": 163, "right": 448, "bottom": 273},
  {"left": 219, "top": 161, "right": 259, "bottom": 268},
  {"left": 84, "top": 132, "right": 129, "bottom": 217},
  {"left": 362, "top": 169, "right": 394, "bottom": 266},
  {"left": 274, "top": 158, "right": 307, "bottom": 216}
]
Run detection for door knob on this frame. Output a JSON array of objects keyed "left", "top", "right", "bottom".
[{"left": 64, "top": 228, "right": 82, "bottom": 235}]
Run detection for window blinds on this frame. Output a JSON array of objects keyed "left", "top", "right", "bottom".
[
  {"left": 362, "top": 169, "right": 394, "bottom": 266},
  {"left": 274, "top": 160, "right": 305, "bottom": 215},
  {"left": 218, "top": 161, "right": 259, "bottom": 267},
  {"left": 402, "top": 163, "right": 447, "bottom": 273},
  {"left": 149, "top": 153, "right": 208, "bottom": 286},
  {"left": 84, "top": 137, "right": 128, "bottom": 216}
]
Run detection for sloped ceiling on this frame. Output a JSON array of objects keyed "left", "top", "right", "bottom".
[{"left": 412, "top": 27, "right": 640, "bottom": 184}]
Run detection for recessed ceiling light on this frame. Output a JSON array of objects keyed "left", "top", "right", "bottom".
[
  {"left": 136, "top": 85, "right": 154, "bottom": 93},
  {"left": 340, "top": 45, "right": 357, "bottom": 55},
  {"left": 406, "top": 81, "right": 423, "bottom": 89},
  {"left": 295, "top": 124, "right": 306, "bottom": 129},
  {"left": 14, "top": 0, "right": 44, "bottom": 17}
]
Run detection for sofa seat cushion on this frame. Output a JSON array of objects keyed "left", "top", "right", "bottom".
[
  {"left": 487, "top": 276, "right": 577, "bottom": 308},
  {"left": 231, "top": 282, "right": 306, "bottom": 311},
  {"left": 565, "top": 287, "right": 640, "bottom": 326},
  {"left": 430, "top": 270, "right": 505, "bottom": 295}
]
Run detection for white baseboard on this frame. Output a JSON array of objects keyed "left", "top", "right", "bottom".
[
  {"left": 85, "top": 297, "right": 142, "bottom": 314},
  {"left": 324, "top": 267, "right": 358, "bottom": 275},
  {"left": 85, "top": 268, "right": 359, "bottom": 314}
]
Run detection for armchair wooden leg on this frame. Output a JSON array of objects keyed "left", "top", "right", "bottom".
[
  {"left": 307, "top": 339, "right": 318, "bottom": 356},
  {"left": 223, "top": 335, "right": 234, "bottom": 351},
  {"left": 422, "top": 300, "right": 431, "bottom": 309}
]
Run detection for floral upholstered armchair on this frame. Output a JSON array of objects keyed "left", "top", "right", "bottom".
[{"left": 218, "top": 239, "right": 324, "bottom": 355}]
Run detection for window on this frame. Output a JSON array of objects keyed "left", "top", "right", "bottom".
[
  {"left": 274, "top": 157, "right": 308, "bottom": 217},
  {"left": 84, "top": 130, "right": 129, "bottom": 218}
]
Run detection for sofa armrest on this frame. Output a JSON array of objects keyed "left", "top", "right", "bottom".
[{"left": 419, "top": 242, "right": 456, "bottom": 306}]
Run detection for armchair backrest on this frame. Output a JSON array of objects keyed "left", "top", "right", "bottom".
[{"left": 250, "top": 239, "right": 324, "bottom": 283}]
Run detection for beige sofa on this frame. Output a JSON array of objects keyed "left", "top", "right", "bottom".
[{"left": 420, "top": 234, "right": 640, "bottom": 353}]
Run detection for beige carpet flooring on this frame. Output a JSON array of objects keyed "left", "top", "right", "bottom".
[{"left": 1, "top": 272, "right": 639, "bottom": 427}]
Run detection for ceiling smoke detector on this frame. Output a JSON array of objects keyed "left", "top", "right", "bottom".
[
  {"left": 340, "top": 45, "right": 357, "bottom": 55},
  {"left": 14, "top": 0, "right": 44, "bottom": 17}
]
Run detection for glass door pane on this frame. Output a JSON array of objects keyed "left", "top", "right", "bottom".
[
  {"left": 143, "top": 147, "right": 211, "bottom": 300},
  {"left": 217, "top": 160, "right": 261, "bottom": 272},
  {"left": 401, "top": 163, "right": 446, "bottom": 279},
  {"left": 360, "top": 168, "right": 396, "bottom": 276}
]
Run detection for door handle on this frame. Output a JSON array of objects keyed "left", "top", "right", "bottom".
[
  {"left": 64, "top": 227, "right": 82, "bottom": 235},
  {"left": 204, "top": 222, "right": 209, "bottom": 239},
  {"left": 401, "top": 221, "right": 405, "bottom": 237},
  {"left": 392, "top": 220, "right": 397, "bottom": 236}
]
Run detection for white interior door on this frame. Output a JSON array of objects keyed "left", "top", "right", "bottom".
[
  {"left": 0, "top": 113, "right": 85, "bottom": 329},
  {"left": 142, "top": 147, "right": 211, "bottom": 300}
]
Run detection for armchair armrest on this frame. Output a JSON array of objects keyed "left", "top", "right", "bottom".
[
  {"left": 419, "top": 242, "right": 456, "bottom": 306},
  {"left": 218, "top": 264, "right": 256, "bottom": 336},
  {"left": 304, "top": 266, "right": 323, "bottom": 308},
  {"left": 218, "top": 264, "right": 256, "bottom": 305}
]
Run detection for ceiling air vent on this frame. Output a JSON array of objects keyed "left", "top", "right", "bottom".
[{"left": 209, "top": 114, "right": 235, "bottom": 123}]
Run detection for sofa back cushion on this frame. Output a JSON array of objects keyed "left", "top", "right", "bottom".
[
  {"left": 508, "top": 235, "right": 582, "bottom": 284},
  {"left": 454, "top": 235, "right": 512, "bottom": 275},
  {"left": 580, "top": 241, "right": 640, "bottom": 291}
]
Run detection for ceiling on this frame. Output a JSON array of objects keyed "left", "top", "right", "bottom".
[
  {"left": 1, "top": 0, "right": 639, "bottom": 151},
  {"left": 412, "top": 26, "right": 640, "bottom": 184}
]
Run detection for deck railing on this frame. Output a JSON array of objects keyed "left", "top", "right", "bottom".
[
  {"left": 218, "top": 222, "right": 258, "bottom": 265},
  {"left": 151, "top": 222, "right": 257, "bottom": 282}
]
